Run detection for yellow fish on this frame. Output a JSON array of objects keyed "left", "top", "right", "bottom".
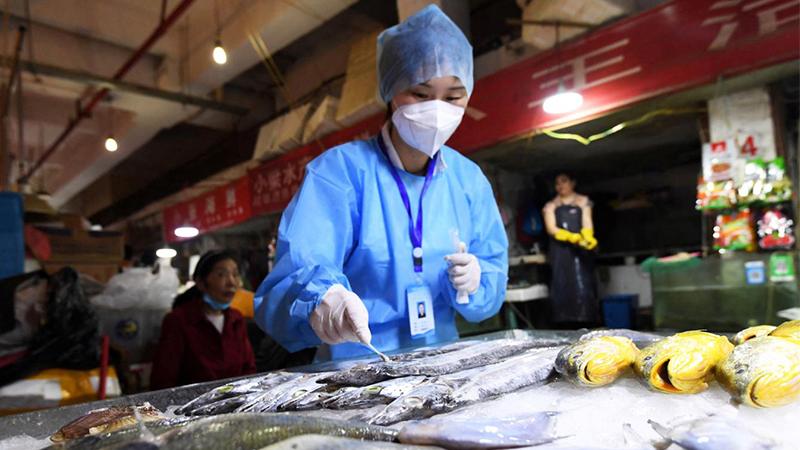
[
  {"left": 717, "top": 336, "right": 800, "bottom": 408},
  {"left": 732, "top": 325, "right": 776, "bottom": 345},
  {"left": 635, "top": 331, "right": 733, "bottom": 394},
  {"left": 769, "top": 320, "right": 800, "bottom": 341},
  {"left": 555, "top": 336, "right": 639, "bottom": 387}
]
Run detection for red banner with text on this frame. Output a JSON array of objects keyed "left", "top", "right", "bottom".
[{"left": 163, "top": 177, "right": 252, "bottom": 243}]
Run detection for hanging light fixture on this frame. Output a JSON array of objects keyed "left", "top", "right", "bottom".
[
  {"left": 156, "top": 247, "right": 178, "bottom": 259},
  {"left": 543, "top": 82, "right": 584, "bottom": 114},
  {"left": 211, "top": 0, "right": 227, "bottom": 65},
  {"left": 174, "top": 226, "right": 199, "bottom": 238},
  {"left": 212, "top": 39, "right": 227, "bottom": 65},
  {"left": 104, "top": 98, "right": 119, "bottom": 152},
  {"left": 542, "top": 21, "right": 583, "bottom": 115}
]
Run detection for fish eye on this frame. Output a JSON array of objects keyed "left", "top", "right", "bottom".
[
  {"left": 405, "top": 397, "right": 423, "bottom": 407},
  {"left": 292, "top": 389, "right": 308, "bottom": 398}
]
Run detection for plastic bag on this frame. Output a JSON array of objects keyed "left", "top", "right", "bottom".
[
  {"left": 713, "top": 209, "right": 755, "bottom": 252},
  {"left": 90, "top": 262, "right": 179, "bottom": 310},
  {"left": 0, "top": 268, "right": 100, "bottom": 387},
  {"left": 757, "top": 208, "right": 795, "bottom": 250}
]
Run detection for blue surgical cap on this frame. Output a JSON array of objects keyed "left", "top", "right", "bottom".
[{"left": 376, "top": 4, "right": 474, "bottom": 104}]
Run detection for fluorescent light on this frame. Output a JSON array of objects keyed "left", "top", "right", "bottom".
[
  {"left": 542, "top": 90, "right": 583, "bottom": 115},
  {"left": 104, "top": 136, "right": 119, "bottom": 152},
  {"left": 156, "top": 248, "right": 177, "bottom": 259},
  {"left": 212, "top": 40, "right": 227, "bottom": 65},
  {"left": 174, "top": 226, "right": 199, "bottom": 238}
]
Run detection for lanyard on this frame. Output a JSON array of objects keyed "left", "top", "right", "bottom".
[{"left": 376, "top": 134, "right": 437, "bottom": 273}]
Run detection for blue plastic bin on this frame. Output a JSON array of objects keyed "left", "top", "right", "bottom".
[
  {"left": 602, "top": 294, "right": 638, "bottom": 329},
  {"left": 0, "top": 192, "right": 24, "bottom": 280}
]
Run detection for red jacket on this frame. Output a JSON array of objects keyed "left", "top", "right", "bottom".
[{"left": 150, "top": 296, "right": 256, "bottom": 390}]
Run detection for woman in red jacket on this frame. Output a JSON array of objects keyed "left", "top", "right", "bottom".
[{"left": 151, "top": 250, "right": 256, "bottom": 390}]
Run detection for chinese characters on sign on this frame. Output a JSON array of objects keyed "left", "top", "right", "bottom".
[
  {"left": 163, "top": 177, "right": 252, "bottom": 243},
  {"left": 250, "top": 149, "right": 316, "bottom": 215}
]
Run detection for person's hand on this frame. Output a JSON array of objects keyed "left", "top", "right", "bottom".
[
  {"left": 445, "top": 242, "right": 481, "bottom": 297},
  {"left": 310, "top": 284, "right": 371, "bottom": 345},
  {"left": 555, "top": 228, "right": 582, "bottom": 244},
  {"left": 579, "top": 228, "right": 598, "bottom": 250}
]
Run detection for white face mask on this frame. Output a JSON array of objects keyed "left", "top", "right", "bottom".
[{"left": 391, "top": 100, "right": 465, "bottom": 157}]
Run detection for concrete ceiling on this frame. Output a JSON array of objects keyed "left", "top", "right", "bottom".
[{"left": 4, "top": 0, "right": 358, "bottom": 213}]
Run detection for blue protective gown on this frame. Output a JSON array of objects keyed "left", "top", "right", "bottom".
[{"left": 254, "top": 136, "right": 508, "bottom": 360}]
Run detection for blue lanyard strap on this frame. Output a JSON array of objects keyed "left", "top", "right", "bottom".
[{"left": 376, "top": 133, "right": 437, "bottom": 273}]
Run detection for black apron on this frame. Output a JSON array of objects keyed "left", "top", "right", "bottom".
[{"left": 548, "top": 204, "right": 598, "bottom": 324}]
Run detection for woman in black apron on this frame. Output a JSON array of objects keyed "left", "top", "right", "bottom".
[{"left": 543, "top": 173, "right": 599, "bottom": 327}]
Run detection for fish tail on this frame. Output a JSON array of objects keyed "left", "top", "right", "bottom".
[{"left": 647, "top": 419, "right": 670, "bottom": 438}]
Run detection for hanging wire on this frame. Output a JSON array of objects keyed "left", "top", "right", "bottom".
[
  {"left": 247, "top": 30, "right": 327, "bottom": 152},
  {"left": 540, "top": 107, "right": 706, "bottom": 145},
  {"left": 213, "top": 0, "right": 221, "bottom": 39}
]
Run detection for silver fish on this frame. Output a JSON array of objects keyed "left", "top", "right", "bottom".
[
  {"left": 237, "top": 373, "right": 332, "bottom": 413},
  {"left": 259, "top": 434, "right": 441, "bottom": 450},
  {"left": 185, "top": 390, "right": 267, "bottom": 416},
  {"left": 383, "top": 339, "right": 544, "bottom": 378},
  {"left": 397, "top": 412, "right": 560, "bottom": 449},
  {"left": 143, "top": 413, "right": 398, "bottom": 450},
  {"left": 322, "top": 376, "right": 429, "bottom": 410},
  {"left": 320, "top": 341, "right": 481, "bottom": 386},
  {"left": 371, "top": 347, "right": 561, "bottom": 425},
  {"left": 176, "top": 372, "right": 301, "bottom": 416},
  {"left": 278, "top": 383, "right": 346, "bottom": 411},
  {"left": 649, "top": 416, "right": 777, "bottom": 450}
]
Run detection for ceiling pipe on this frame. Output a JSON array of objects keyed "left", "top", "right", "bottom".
[
  {"left": 1, "top": 26, "right": 26, "bottom": 190},
  {"left": 1, "top": 58, "right": 248, "bottom": 115},
  {"left": 19, "top": 0, "right": 197, "bottom": 185}
]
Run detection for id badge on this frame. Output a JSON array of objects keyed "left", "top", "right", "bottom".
[{"left": 407, "top": 284, "right": 435, "bottom": 338}]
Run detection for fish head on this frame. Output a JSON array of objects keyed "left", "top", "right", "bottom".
[
  {"left": 558, "top": 337, "right": 638, "bottom": 387},
  {"left": 637, "top": 332, "right": 732, "bottom": 394},
  {"left": 719, "top": 336, "right": 800, "bottom": 408},
  {"left": 769, "top": 320, "right": 800, "bottom": 340},
  {"left": 733, "top": 325, "right": 776, "bottom": 345},
  {"left": 370, "top": 383, "right": 453, "bottom": 425}
]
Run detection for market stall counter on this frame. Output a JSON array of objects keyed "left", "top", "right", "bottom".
[{"left": 1, "top": 328, "right": 798, "bottom": 449}]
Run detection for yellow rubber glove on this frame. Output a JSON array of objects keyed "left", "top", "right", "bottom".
[
  {"left": 555, "top": 229, "right": 582, "bottom": 244},
  {"left": 579, "top": 228, "right": 598, "bottom": 250}
]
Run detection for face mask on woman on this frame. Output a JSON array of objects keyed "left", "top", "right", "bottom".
[
  {"left": 391, "top": 99, "right": 465, "bottom": 157},
  {"left": 203, "top": 293, "right": 231, "bottom": 311}
]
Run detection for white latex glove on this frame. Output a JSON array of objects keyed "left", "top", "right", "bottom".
[
  {"left": 445, "top": 242, "right": 481, "bottom": 297},
  {"left": 310, "top": 284, "right": 372, "bottom": 345}
]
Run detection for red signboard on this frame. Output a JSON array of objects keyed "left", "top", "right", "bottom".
[
  {"left": 163, "top": 0, "right": 799, "bottom": 229},
  {"left": 248, "top": 114, "right": 385, "bottom": 215},
  {"left": 449, "top": 0, "right": 799, "bottom": 152},
  {"left": 163, "top": 177, "right": 252, "bottom": 243}
]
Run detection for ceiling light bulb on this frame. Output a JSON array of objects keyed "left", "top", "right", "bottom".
[
  {"left": 104, "top": 136, "right": 118, "bottom": 152},
  {"left": 174, "top": 226, "right": 199, "bottom": 238},
  {"left": 542, "top": 90, "right": 583, "bottom": 115},
  {"left": 212, "top": 40, "right": 227, "bottom": 65},
  {"left": 156, "top": 248, "right": 178, "bottom": 259}
]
